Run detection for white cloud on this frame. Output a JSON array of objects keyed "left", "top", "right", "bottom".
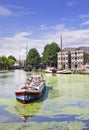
[
  {"left": 0, "top": 5, "right": 12, "bottom": 16},
  {"left": 81, "top": 21, "right": 89, "bottom": 26},
  {"left": 0, "top": 3, "right": 35, "bottom": 16},
  {"left": 66, "top": 1, "right": 78, "bottom": 7},
  {"left": 14, "top": 32, "right": 32, "bottom": 39},
  {"left": 62, "top": 29, "right": 89, "bottom": 47},
  {"left": 0, "top": 32, "right": 47, "bottom": 59},
  {"left": 0, "top": 32, "right": 31, "bottom": 59},
  {"left": 0, "top": 3, "right": 35, "bottom": 17},
  {"left": 0, "top": 26, "right": 89, "bottom": 60},
  {"left": 39, "top": 24, "right": 48, "bottom": 30},
  {"left": 79, "top": 14, "right": 89, "bottom": 19},
  {"left": 19, "top": 49, "right": 26, "bottom": 60},
  {"left": 51, "top": 24, "right": 65, "bottom": 31},
  {"left": 39, "top": 24, "right": 68, "bottom": 32},
  {"left": 42, "top": 28, "right": 89, "bottom": 48}
]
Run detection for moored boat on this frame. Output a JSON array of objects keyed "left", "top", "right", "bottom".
[
  {"left": 45, "top": 67, "right": 57, "bottom": 74},
  {"left": 15, "top": 74, "right": 46, "bottom": 104},
  {"left": 57, "top": 69, "right": 72, "bottom": 74},
  {"left": 45, "top": 67, "right": 71, "bottom": 74}
]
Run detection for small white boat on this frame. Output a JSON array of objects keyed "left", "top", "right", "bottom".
[
  {"left": 57, "top": 69, "right": 72, "bottom": 74},
  {"left": 15, "top": 74, "right": 46, "bottom": 104},
  {"left": 45, "top": 67, "right": 57, "bottom": 74}
]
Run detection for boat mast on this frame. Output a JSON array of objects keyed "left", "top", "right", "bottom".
[
  {"left": 25, "top": 44, "right": 28, "bottom": 66},
  {"left": 26, "top": 44, "right": 28, "bottom": 59},
  {"left": 61, "top": 34, "right": 62, "bottom": 51},
  {"left": 60, "top": 34, "right": 63, "bottom": 70}
]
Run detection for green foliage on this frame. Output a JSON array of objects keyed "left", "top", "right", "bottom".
[
  {"left": 42, "top": 42, "right": 60, "bottom": 67},
  {"left": 8, "top": 55, "right": 16, "bottom": 61},
  {"left": 26, "top": 48, "right": 41, "bottom": 67},
  {"left": 0, "top": 55, "right": 15, "bottom": 69},
  {"left": 0, "top": 56, "right": 8, "bottom": 66},
  {"left": 7, "top": 58, "right": 15, "bottom": 66}
]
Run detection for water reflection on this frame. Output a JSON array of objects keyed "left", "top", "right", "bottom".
[
  {"left": 15, "top": 100, "right": 42, "bottom": 122},
  {"left": 14, "top": 70, "right": 26, "bottom": 84}
]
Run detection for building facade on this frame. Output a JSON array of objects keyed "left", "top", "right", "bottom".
[
  {"left": 57, "top": 51, "right": 70, "bottom": 70},
  {"left": 71, "top": 50, "right": 84, "bottom": 70},
  {"left": 57, "top": 48, "right": 85, "bottom": 70}
]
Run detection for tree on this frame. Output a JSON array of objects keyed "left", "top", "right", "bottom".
[
  {"left": 8, "top": 55, "right": 16, "bottom": 61},
  {"left": 42, "top": 42, "right": 60, "bottom": 67},
  {"left": 0, "top": 56, "right": 9, "bottom": 69},
  {"left": 8, "top": 55, "right": 16, "bottom": 66},
  {"left": 0, "top": 56, "right": 16, "bottom": 69},
  {"left": 7, "top": 58, "right": 15, "bottom": 67},
  {"left": 0, "top": 56, "right": 8, "bottom": 67},
  {"left": 26, "top": 48, "right": 41, "bottom": 68}
]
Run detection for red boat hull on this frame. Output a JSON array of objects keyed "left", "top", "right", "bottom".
[{"left": 15, "top": 87, "right": 46, "bottom": 104}]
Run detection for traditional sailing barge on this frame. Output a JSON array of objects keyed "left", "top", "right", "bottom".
[{"left": 15, "top": 74, "right": 46, "bottom": 104}]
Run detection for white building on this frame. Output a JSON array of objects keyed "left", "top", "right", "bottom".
[
  {"left": 57, "top": 48, "right": 86, "bottom": 70},
  {"left": 57, "top": 51, "right": 70, "bottom": 70}
]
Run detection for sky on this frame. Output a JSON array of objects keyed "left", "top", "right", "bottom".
[{"left": 0, "top": 0, "right": 89, "bottom": 60}]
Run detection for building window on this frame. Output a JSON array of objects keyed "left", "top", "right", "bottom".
[
  {"left": 75, "top": 57, "right": 77, "bottom": 60},
  {"left": 75, "top": 64, "right": 77, "bottom": 68},
  {"left": 75, "top": 52, "right": 77, "bottom": 55}
]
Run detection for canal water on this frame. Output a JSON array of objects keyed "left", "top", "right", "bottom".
[{"left": 0, "top": 70, "right": 89, "bottom": 130}]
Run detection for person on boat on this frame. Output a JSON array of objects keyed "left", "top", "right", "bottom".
[
  {"left": 23, "top": 83, "right": 28, "bottom": 89},
  {"left": 29, "top": 76, "right": 39, "bottom": 87},
  {"left": 30, "top": 78, "right": 36, "bottom": 86}
]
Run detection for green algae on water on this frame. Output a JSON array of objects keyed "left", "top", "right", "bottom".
[
  {"left": 0, "top": 71, "right": 89, "bottom": 129},
  {"left": 0, "top": 121, "right": 86, "bottom": 130}
]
